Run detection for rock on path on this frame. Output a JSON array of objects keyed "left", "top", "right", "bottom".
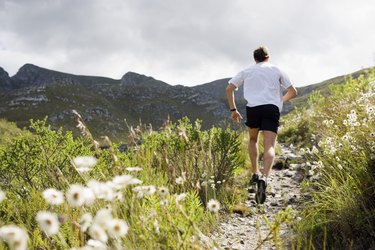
[{"left": 209, "top": 144, "right": 304, "bottom": 250}]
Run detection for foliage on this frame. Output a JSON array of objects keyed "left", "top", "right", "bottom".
[
  {"left": 0, "top": 116, "right": 244, "bottom": 249},
  {"left": 0, "top": 119, "right": 26, "bottom": 146},
  {"left": 279, "top": 71, "right": 375, "bottom": 249},
  {"left": 0, "top": 118, "right": 91, "bottom": 197}
]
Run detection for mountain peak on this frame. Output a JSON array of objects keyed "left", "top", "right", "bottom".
[
  {"left": 0, "top": 67, "right": 12, "bottom": 90},
  {"left": 120, "top": 71, "right": 154, "bottom": 85}
]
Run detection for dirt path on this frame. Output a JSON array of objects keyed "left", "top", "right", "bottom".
[{"left": 209, "top": 144, "right": 303, "bottom": 250}]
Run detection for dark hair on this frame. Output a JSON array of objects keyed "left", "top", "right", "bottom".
[{"left": 253, "top": 46, "right": 269, "bottom": 62}]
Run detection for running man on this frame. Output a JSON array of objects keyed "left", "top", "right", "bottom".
[{"left": 226, "top": 46, "right": 297, "bottom": 204}]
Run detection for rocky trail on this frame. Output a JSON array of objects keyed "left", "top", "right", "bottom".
[{"left": 209, "top": 144, "right": 305, "bottom": 250}]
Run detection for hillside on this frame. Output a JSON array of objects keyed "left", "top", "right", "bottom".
[{"left": 0, "top": 64, "right": 373, "bottom": 141}]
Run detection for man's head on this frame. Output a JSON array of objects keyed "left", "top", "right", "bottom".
[{"left": 253, "top": 46, "right": 269, "bottom": 62}]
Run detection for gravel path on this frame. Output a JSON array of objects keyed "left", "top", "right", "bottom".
[{"left": 209, "top": 144, "right": 304, "bottom": 250}]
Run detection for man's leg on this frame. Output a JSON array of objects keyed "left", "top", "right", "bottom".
[
  {"left": 248, "top": 128, "right": 260, "bottom": 175},
  {"left": 262, "top": 130, "right": 277, "bottom": 177}
]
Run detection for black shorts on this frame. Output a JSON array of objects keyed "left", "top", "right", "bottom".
[{"left": 245, "top": 104, "right": 280, "bottom": 133}]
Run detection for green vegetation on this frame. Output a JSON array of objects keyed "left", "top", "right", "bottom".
[
  {"left": 0, "top": 119, "right": 26, "bottom": 145},
  {"left": 279, "top": 70, "right": 375, "bottom": 249},
  {"left": 1, "top": 68, "right": 374, "bottom": 249},
  {"left": 0, "top": 116, "right": 245, "bottom": 249}
]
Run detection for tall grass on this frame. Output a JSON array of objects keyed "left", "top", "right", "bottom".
[{"left": 279, "top": 71, "right": 375, "bottom": 249}]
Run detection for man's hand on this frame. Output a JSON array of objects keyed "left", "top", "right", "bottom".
[{"left": 231, "top": 110, "right": 243, "bottom": 123}]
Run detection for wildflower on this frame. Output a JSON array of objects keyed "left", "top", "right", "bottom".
[
  {"left": 72, "top": 156, "right": 98, "bottom": 173},
  {"left": 94, "top": 208, "right": 113, "bottom": 228},
  {"left": 154, "top": 220, "right": 160, "bottom": 234},
  {"left": 79, "top": 213, "right": 93, "bottom": 233},
  {"left": 86, "top": 239, "right": 107, "bottom": 250},
  {"left": 132, "top": 186, "right": 145, "bottom": 198},
  {"left": 66, "top": 184, "right": 86, "bottom": 208},
  {"left": 0, "top": 190, "right": 6, "bottom": 203},
  {"left": 144, "top": 185, "right": 156, "bottom": 196},
  {"left": 0, "top": 225, "right": 28, "bottom": 250},
  {"left": 106, "top": 219, "right": 129, "bottom": 238},
  {"left": 130, "top": 177, "right": 142, "bottom": 185},
  {"left": 207, "top": 199, "right": 221, "bottom": 213},
  {"left": 175, "top": 176, "right": 185, "bottom": 185},
  {"left": 337, "top": 164, "right": 343, "bottom": 170},
  {"left": 161, "top": 198, "right": 171, "bottom": 206},
  {"left": 311, "top": 146, "right": 319, "bottom": 154},
  {"left": 175, "top": 193, "right": 187, "bottom": 203},
  {"left": 158, "top": 187, "right": 169, "bottom": 197},
  {"left": 210, "top": 183, "right": 216, "bottom": 190},
  {"left": 42, "top": 188, "right": 64, "bottom": 206},
  {"left": 88, "top": 224, "right": 108, "bottom": 243},
  {"left": 96, "top": 182, "right": 115, "bottom": 201},
  {"left": 201, "top": 181, "right": 207, "bottom": 187},
  {"left": 112, "top": 174, "right": 134, "bottom": 189},
  {"left": 36, "top": 211, "right": 60, "bottom": 236},
  {"left": 125, "top": 167, "right": 143, "bottom": 172},
  {"left": 114, "top": 192, "right": 124, "bottom": 201},
  {"left": 83, "top": 187, "right": 96, "bottom": 206}
]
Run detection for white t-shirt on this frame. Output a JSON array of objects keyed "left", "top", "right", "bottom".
[{"left": 229, "top": 62, "right": 292, "bottom": 112}]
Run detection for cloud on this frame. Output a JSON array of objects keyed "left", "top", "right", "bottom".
[{"left": 0, "top": 0, "right": 374, "bottom": 86}]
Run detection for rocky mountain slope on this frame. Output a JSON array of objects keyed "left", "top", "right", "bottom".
[
  {"left": 0, "top": 64, "right": 373, "bottom": 141},
  {"left": 0, "top": 64, "right": 232, "bottom": 140}
]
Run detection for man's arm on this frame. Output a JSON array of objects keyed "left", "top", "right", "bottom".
[
  {"left": 283, "top": 85, "right": 298, "bottom": 102},
  {"left": 226, "top": 83, "right": 243, "bottom": 123}
]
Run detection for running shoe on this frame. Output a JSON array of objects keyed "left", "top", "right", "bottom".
[{"left": 256, "top": 178, "right": 267, "bottom": 204}]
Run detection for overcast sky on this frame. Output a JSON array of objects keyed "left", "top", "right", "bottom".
[{"left": 1, "top": 0, "right": 374, "bottom": 87}]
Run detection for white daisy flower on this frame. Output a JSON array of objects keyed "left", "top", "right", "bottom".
[
  {"left": 207, "top": 199, "right": 221, "bottom": 213},
  {"left": 132, "top": 186, "right": 145, "bottom": 199},
  {"left": 94, "top": 208, "right": 113, "bottom": 228},
  {"left": 83, "top": 187, "right": 96, "bottom": 207},
  {"left": 0, "top": 225, "right": 28, "bottom": 250},
  {"left": 87, "top": 180, "right": 114, "bottom": 201},
  {"left": 175, "top": 176, "right": 185, "bottom": 185},
  {"left": 112, "top": 174, "right": 134, "bottom": 189},
  {"left": 158, "top": 187, "right": 169, "bottom": 197},
  {"left": 0, "top": 190, "right": 6, "bottom": 203},
  {"left": 175, "top": 193, "right": 187, "bottom": 203},
  {"left": 79, "top": 213, "right": 93, "bottom": 233},
  {"left": 42, "top": 188, "right": 64, "bottom": 206},
  {"left": 144, "top": 186, "right": 156, "bottom": 196},
  {"left": 72, "top": 156, "right": 98, "bottom": 172},
  {"left": 129, "top": 177, "right": 142, "bottom": 185},
  {"left": 36, "top": 211, "right": 60, "bottom": 236},
  {"left": 88, "top": 224, "right": 108, "bottom": 243},
  {"left": 86, "top": 239, "right": 107, "bottom": 249},
  {"left": 106, "top": 219, "right": 129, "bottom": 238},
  {"left": 66, "top": 184, "right": 86, "bottom": 208}
]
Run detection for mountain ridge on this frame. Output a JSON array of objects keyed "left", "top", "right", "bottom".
[{"left": 1, "top": 63, "right": 373, "bottom": 142}]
